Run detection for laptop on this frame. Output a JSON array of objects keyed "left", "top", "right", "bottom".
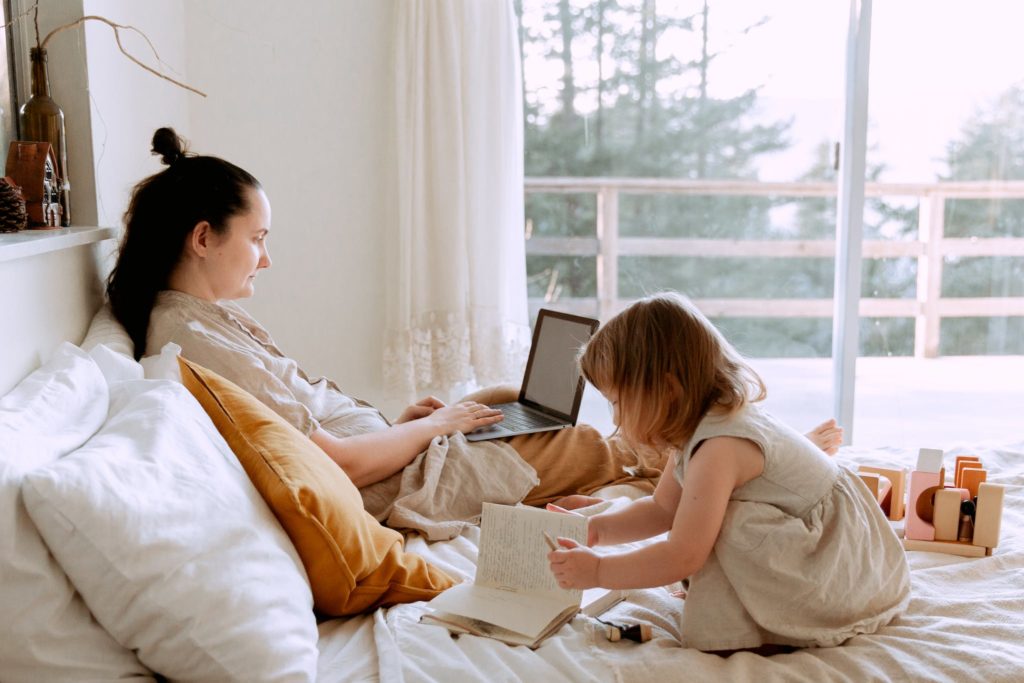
[{"left": 466, "top": 309, "right": 599, "bottom": 442}]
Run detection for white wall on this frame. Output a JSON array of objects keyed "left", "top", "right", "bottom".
[
  {"left": 77, "top": 0, "right": 400, "bottom": 412},
  {"left": 183, "top": 0, "right": 398, "bottom": 411},
  {"left": 83, "top": 0, "right": 191, "bottom": 230}
]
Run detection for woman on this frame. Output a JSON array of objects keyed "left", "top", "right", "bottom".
[{"left": 106, "top": 128, "right": 840, "bottom": 533}]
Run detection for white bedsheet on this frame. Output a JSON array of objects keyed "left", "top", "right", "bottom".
[{"left": 317, "top": 441, "right": 1024, "bottom": 682}]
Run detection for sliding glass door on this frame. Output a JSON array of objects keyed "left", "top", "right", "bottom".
[
  {"left": 851, "top": 0, "right": 1024, "bottom": 447},
  {"left": 518, "top": 0, "right": 1023, "bottom": 444},
  {"left": 518, "top": 0, "right": 847, "bottom": 434}
]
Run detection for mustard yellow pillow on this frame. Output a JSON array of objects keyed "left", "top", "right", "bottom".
[{"left": 177, "top": 356, "right": 456, "bottom": 616}]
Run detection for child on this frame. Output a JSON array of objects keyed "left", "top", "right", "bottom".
[{"left": 547, "top": 292, "right": 910, "bottom": 651}]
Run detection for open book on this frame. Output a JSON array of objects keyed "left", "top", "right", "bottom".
[{"left": 421, "top": 503, "right": 623, "bottom": 648}]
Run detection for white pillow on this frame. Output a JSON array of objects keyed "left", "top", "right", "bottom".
[
  {"left": 80, "top": 302, "right": 135, "bottom": 357},
  {"left": 140, "top": 340, "right": 184, "bottom": 381},
  {"left": 0, "top": 343, "right": 153, "bottom": 681},
  {"left": 89, "top": 341, "right": 145, "bottom": 384},
  {"left": 89, "top": 338, "right": 183, "bottom": 384},
  {"left": 22, "top": 376, "right": 320, "bottom": 682}
]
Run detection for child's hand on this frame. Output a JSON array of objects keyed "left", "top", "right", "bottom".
[
  {"left": 545, "top": 500, "right": 604, "bottom": 547},
  {"left": 548, "top": 538, "right": 601, "bottom": 589}
]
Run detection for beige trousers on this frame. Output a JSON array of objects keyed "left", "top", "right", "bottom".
[{"left": 460, "top": 385, "right": 666, "bottom": 506}]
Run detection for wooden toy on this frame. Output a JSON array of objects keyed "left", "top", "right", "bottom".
[
  {"left": 972, "top": 483, "right": 1005, "bottom": 551},
  {"left": 903, "top": 538, "right": 987, "bottom": 558},
  {"left": 905, "top": 448, "right": 944, "bottom": 542},
  {"left": 932, "top": 488, "right": 965, "bottom": 542},
  {"left": 859, "top": 472, "right": 884, "bottom": 499},
  {"left": 858, "top": 466, "right": 907, "bottom": 520},
  {"left": 917, "top": 448, "right": 945, "bottom": 474},
  {"left": 954, "top": 455, "right": 981, "bottom": 487},
  {"left": 960, "top": 467, "right": 987, "bottom": 498},
  {"left": 897, "top": 450, "right": 1005, "bottom": 557}
]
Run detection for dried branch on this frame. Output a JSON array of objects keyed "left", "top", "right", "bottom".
[
  {"left": 0, "top": 1, "right": 40, "bottom": 40},
  {"left": 41, "top": 14, "right": 206, "bottom": 97}
]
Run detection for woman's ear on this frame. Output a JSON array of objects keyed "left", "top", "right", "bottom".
[{"left": 187, "top": 221, "right": 214, "bottom": 258}]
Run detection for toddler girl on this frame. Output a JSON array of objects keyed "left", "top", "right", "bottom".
[{"left": 547, "top": 292, "right": 909, "bottom": 651}]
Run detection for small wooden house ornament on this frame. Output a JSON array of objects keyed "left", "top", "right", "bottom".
[{"left": 5, "top": 141, "right": 62, "bottom": 228}]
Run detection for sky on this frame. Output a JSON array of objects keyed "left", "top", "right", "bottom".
[{"left": 521, "top": 0, "right": 1024, "bottom": 182}]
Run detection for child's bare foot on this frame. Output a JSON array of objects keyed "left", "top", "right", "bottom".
[
  {"left": 548, "top": 494, "right": 603, "bottom": 511},
  {"left": 806, "top": 419, "right": 843, "bottom": 455}
]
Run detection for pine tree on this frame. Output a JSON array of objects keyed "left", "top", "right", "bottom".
[{"left": 938, "top": 85, "right": 1024, "bottom": 354}]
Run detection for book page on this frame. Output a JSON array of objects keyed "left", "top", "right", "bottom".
[
  {"left": 427, "top": 583, "right": 576, "bottom": 639},
  {"left": 476, "top": 503, "right": 587, "bottom": 600}
]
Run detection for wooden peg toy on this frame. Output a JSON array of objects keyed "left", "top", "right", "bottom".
[
  {"left": 899, "top": 449, "right": 1005, "bottom": 558},
  {"left": 954, "top": 456, "right": 981, "bottom": 487},
  {"left": 858, "top": 466, "right": 907, "bottom": 520},
  {"left": 971, "top": 483, "right": 1005, "bottom": 553},
  {"left": 599, "top": 620, "right": 652, "bottom": 643},
  {"left": 932, "top": 488, "right": 966, "bottom": 542}
]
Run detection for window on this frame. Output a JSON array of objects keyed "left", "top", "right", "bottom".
[{"left": 518, "top": 0, "right": 1024, "bottom": 445}]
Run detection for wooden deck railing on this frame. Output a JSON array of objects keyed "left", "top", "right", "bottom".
[{"left": 524, "top": 178, "right": 1024, "bottom": 357}]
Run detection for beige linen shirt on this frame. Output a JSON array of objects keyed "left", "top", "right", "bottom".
[
  {"left": 147, "top": 290, "right": 386, "bottom": 439},
  {"left": 146, "top": 290, "right": 538, "bottom": 540}
]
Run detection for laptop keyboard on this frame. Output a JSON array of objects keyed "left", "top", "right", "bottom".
[{"left": 492, "top": 403, "right": 564, "bottom": 430}]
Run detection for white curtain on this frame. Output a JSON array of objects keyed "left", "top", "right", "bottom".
[{"left": 386, "top": 0, "right": 531, "bottom": 403}]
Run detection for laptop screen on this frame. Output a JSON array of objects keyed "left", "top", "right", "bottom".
[{"left": 522, "top": 312, "right": 597, "bottom": 416}]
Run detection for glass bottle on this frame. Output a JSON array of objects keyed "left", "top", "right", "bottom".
[{"left": 19, "top": 47, "right": 71, "bottom": 226}]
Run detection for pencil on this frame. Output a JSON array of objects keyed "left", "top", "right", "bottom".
[{"left": 542, "top": 531, "right": 558, "bottom": 551}]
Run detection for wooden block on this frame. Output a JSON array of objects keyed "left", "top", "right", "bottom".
[
  {"left": 858, "top": 472, "right": 892, "bottom": 505},
  {"left": 858, "top": 466, "right": 908, "bottom": 520},
  {"left": 933, "top": 488, "right": 963, "bottom": 542},
  {"left": 972, "top": 483, "right": 1005, "bottom": 549},
  {"left": 954, "top": 456, "right": 981, "bottom": 487},
  {"left": 859, "top": 472, "right": 881, "bottom": 500},
  {"left": 960, "top": 467, "right": 987, "bottom": 499},
  {"left": 906, "top": 470, "right": 942, "bottom": 541},
  {"left": 916, "top": 448, "right": 945, "bottom": 473},
  {"left": 903, "top": 538, "right": 987, "bottom": 558}
]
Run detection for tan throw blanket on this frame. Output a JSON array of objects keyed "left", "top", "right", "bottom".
[{"left": 359, "top": 434, "right": 539, "bottom": 541}]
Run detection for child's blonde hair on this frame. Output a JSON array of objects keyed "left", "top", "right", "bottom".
[{"left": 579, "top": 292, "right": 766, "bottom": 448}]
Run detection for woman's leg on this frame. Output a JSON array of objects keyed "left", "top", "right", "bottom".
[
  {"left": 459, "top": 384, "right": 666, "bottom": 506},
  {"left": 509, "top": 426, "right": 666, "bottom": 507}
]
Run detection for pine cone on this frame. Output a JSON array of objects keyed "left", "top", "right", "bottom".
[{"left": 0, "top": 177, "right": 28, "bottom": 233}]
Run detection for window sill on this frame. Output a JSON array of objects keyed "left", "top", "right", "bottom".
[{"left": 0, "top": 226, "right": 117, "bottom": 264}]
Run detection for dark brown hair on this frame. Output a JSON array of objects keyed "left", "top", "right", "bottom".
[
  {"left": 579, "top": 292, "right": 766, "bottom": 448},
  {"left": 106, "top": 127, "right": 260, "bottom": 358}
]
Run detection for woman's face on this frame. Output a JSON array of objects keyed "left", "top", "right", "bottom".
[{"left": 205, "top": 187, "right": 272, "bottom": 300}]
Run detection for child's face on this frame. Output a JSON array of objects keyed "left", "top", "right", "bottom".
[{"left": 601, "top": 389, "right": 620, "bottom": 428}]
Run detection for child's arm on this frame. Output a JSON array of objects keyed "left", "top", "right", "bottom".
[
  {"left": 584, "top": 470, "right": 681, "bottom": 546},
  {"left": 549, "top": 436, "right": 763, "bottom": 590}
]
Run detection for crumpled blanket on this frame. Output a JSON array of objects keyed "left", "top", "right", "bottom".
[{"left": 359, "top": 433, "right": 539, "bottom": 541}]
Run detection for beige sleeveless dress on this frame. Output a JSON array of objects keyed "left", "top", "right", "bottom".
[{"left": 674, "top": 403, "right": 910, "bottom": 651}]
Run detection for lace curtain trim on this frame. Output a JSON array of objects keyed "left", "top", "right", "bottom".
[{"left": 383, "top": 310, "right": 531, "bottom": 402}]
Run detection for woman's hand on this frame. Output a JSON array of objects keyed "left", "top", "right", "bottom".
[
  {"left": 395, "top": 396, "right": 446, "bottom": 424},
  {"left": 548, "top": 538, "right": 601, "bottom": 589},
  {"left": 425, "top": 401, "right": 503, "bottom": 435}
]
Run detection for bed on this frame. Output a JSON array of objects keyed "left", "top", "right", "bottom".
[{"left": 2, "top": 238, "right": 1023, "bottom": 682}]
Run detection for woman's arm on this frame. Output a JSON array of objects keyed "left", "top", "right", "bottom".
[
  {"left": 549, "top": 436, "right": 764, "bottom": 590},
  {"left": 310, "top": 401, "right": 502, "bottom": 487}
]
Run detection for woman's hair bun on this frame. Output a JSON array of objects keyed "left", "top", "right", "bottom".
[{"left": 151, "top": 127, "right": 187, "bottom": 166}]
